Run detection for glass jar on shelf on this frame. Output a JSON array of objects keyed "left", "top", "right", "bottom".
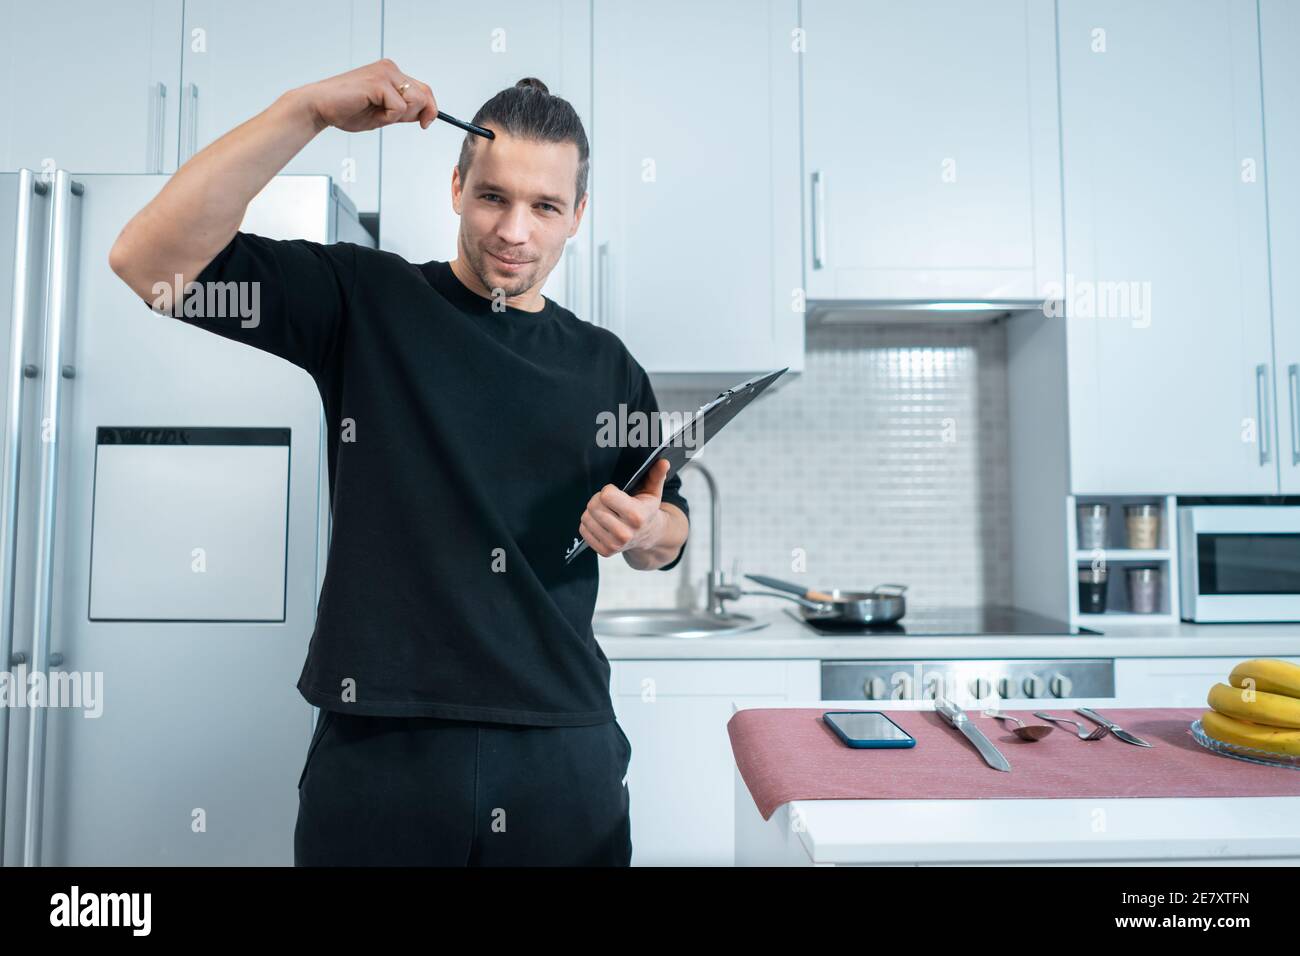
[{"left": 1124, "top": 502, "right": 1161, "bottom": 550}]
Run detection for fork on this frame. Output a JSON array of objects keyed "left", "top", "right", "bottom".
[{"left": 1033, "top": 712, "right": 1108, "bottom": 740}]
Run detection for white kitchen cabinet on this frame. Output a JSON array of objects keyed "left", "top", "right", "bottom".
[
  {"left": 610, "top": 659, "right": 819, "bottom": 866},
  {"left": 380, "top": 0, "right": 592, "bottom": 314},
  {"left": 1262, "top": 0, "right": 1300, "bottom": 493},
  {"left": 0, "top": 0, "right": 182, "bottom": 175},
  {"left": 1115, "top": 657, "right": 1300, "bottom": 707},
  {"left": 591, "top": 0, "right": 803, "bottom": 377},
  {"left": 179, "top": 0, "right": 381, "bottom": 211},
  {"left": 799, "top": 0, "right": 1063, "bottom": 304},
  {"left": 1060, "top": 0, "right": 1275, "bottom": 495}
]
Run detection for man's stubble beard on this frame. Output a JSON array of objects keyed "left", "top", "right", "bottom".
[{"left": 467, "top": 242, "right": 541, "bottom": 300}]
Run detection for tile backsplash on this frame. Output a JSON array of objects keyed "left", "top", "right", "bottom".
[{"left": 595, "top": 322, "right": 1014, "bottom": 611}]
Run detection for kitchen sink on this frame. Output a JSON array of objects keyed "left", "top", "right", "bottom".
[{"left": 592, "top": 609, "right": 768, "bottom": 639}]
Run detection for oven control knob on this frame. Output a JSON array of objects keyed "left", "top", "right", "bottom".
[
  {"left": 1050, "top": 673, "right": 1073, "bottom": 698},
  {"left": 893, "top": 673, "right": 914, "bottom": 700},
  {"left": 865, "top": 677, "right": 887, "bottom": 700},
  {"left": 922, "top": 675, "right": 943, "bottom": 700},
  {"left": 1022, "top": 674, "right": 1046, "bottom": 698},
  {"left": 998, "top": 676, "right": 1017, "bottom": 699},
  {"left": 969, "top": 677, "right": 993, "bottom": 698}
]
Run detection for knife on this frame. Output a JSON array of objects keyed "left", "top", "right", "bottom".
[
  {"left": 1075, "top": 707, "right": 1154, "bottom": 747},
  {"left": 935, "top": 698, "right": 1011, "bottom": 771}
]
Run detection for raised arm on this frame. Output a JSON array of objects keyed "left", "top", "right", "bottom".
[{"left": 108, "top": 58, "right": 437, "bottom": 307}]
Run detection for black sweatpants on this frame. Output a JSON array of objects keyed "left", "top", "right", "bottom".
[{"left": 293, "top": 709, "right": 633, "bottom": 866}]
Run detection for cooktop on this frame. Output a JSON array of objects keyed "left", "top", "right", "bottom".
[{"left": 785, "top": 604, "right": 1098, "bottom": 636}]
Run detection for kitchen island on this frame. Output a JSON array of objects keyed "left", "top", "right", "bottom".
[
  {"left": 732, "top": 699, "right": 1300, "bottom": 866},
  {"left": 600, "top": 613, "right": 1300, "bottom": 865}
]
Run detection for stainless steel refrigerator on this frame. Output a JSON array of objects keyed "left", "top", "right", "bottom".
[{"left": 0, "top": 170, "right": 371, "bottom": 865}]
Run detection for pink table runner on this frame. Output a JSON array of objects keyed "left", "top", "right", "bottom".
[{"left": 728, "top": 708, "right": 1300, "bottom": 821}]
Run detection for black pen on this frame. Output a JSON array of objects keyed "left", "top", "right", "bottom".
[
  {"left": 435, "top": 111, "right": 495, "bottom": 139},
  {"left": 396, "top": 82, "right": 494, "bottom": 139}
]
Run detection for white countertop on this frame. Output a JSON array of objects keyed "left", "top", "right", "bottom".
[
  {"left": 596, "top": 609, "right": 1300, "bottom": 659},
  {"left": 732, "top": 698, "right": 1300, "bottom": 866}
]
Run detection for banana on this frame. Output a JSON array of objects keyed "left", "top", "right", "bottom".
[
  {"left": 1208, "top": 682, "right": 1300, "bottom": 729},
  {"left": 1201, "top": 709, "right": 1300, "bottom": 756},
  {"left": 1229, "top": 658, "right": 1300, "bottom": 700}
]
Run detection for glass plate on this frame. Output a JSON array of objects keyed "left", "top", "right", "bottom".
[{"left": 1190, "top": 718, "right": 1300, "bottom": 770}]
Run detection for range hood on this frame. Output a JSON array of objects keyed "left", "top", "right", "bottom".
[{"left": 807, "top": 300, "right": 1058, "bottom": 325}]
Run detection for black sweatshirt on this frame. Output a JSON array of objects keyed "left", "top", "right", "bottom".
[{"left": 173, "top": 232, "right": 689, "bottom": 725}]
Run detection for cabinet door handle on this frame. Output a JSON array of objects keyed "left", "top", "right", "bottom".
[
  {"left": 811, "top": 170, "right": 826, "bottom": 270},
  {"left": 1288, "top": 363, "right": 1300, "bottom": 467},
  {"left": 183, "top": 83, "right": 199, "bottom": 161},
  {"left": 148, "top": 82, "right": 167, "bottom": 173},
  {"left": 564, "top": 242, "right": 579, "bottom": 316},
  {"left": 1256, "top": 363, "right": 1272, "bottom": 466},
  {"left": 597, "top": 241, "right": 610, "bottom": 329}
]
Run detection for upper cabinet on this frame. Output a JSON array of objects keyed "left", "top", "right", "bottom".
[
  {"left": 0, "top": 0, "right": 182, "bottom": 175},
  {"left": 1262, "top": 0, "right": 1300, "bottom": 493},
  {"left": 380, "top": 0, "right": 592, "bottom": 314},
  {"left": 799, "top": 0, "right": 1063, "bottom": 304},
  {"left": 12, "top": 0, "right": 1296, "bottom": 409},
  {"left": 591, "top": 0, "right": 803, "bottom": 378},
  {"left": 0, "top": 1, "right": 382, "bottom": 212},
  {"left": 180, "top": 0, "right": 382, "bottom": 211},
  {"left": 378, "top": 0, "right": 802, "bottom": 377},
  {"left": 1059, "top": 0, "right": 1275, "bottom": 495}
]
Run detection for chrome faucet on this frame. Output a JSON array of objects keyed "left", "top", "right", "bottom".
[{"left": 682, "top": 460, "right": 731, "bottom": 615}]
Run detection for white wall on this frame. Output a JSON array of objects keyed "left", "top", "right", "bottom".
[{"left": 597, "top": 322, "right": 1014, "bottom": 611}]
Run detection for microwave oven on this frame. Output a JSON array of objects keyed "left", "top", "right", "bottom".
[{"left": 1178, "top": 505, "right": 1300, "bottom": 622}]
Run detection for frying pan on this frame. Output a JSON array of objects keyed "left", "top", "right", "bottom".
[{"left": 726, "top": 574, "right": 907, "bottom": 626}]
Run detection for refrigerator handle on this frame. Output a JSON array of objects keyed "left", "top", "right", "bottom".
[
  {"left": 0, "top": 171, "right": 49, "bottom": 866},
  {"left": 22, "top": 170, "right": 82, "bottom": 867}
]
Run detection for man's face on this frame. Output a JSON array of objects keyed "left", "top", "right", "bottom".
[{"left": 451, "top": 128, "right": 587, "bottom": 299}]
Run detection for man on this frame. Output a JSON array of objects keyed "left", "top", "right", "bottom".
[{"left": 108, "top": 59, "right": 690, "bottom": 866}]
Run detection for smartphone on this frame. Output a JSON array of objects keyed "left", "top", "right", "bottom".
[{"left": 823, "top": 711, "right": 916, "bottom": 749}]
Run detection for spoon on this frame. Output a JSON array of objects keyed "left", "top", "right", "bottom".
[{"left": 981, "top": 710, "right": 1055, "bottom": 741}]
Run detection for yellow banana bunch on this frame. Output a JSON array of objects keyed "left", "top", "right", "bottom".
[
  {"left": 1229, "top": 658, "right": 1300, "bottom": 699},
  {"left": 1202, "top": 659, "right": 1300, "bottom": 756},
  {"left": 1207, "top": 682, "right": 1300, "bottom": 729},
  {"left": 1201, "top": 710, "right": 1300, "bottom": 756}
]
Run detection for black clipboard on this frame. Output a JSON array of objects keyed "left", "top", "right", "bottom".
[{"left": 563, "top": 368, "right": 788, "bottom": 564}]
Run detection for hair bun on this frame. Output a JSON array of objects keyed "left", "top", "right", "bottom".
[{"left": 515, "top": 76, "right": 549, "bottom": 94}]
